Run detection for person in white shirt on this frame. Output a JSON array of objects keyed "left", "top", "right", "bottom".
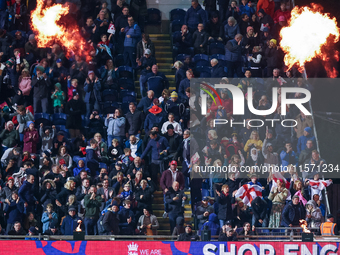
[{"left": 161, "top": 113, "right": 183, "bottom": 135}]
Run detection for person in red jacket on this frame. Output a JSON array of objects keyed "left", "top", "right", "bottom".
[
  {"left": 257, "top": 0, "right": 275, "bottom": 18},
  {"left": 23, "top": 121, "right": 39, "bottom": 154},
  {"left": 160, "top": 160, "right": 185, "bottom": 218},
  {"left": 209, "top": 89, "right": 233, "bottom": 119},
  {"left": 273, "top": 2, "right": 291, "bottom": 24}
]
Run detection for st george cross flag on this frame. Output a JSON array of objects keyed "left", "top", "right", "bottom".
[
  {"left": 235, "top": 184, "right": 263, "bottom": 206},
  {"left": 308, "top": 179, "right": 332, "bottom": 200}
]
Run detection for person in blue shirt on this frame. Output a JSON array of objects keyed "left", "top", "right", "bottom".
[
  {"left": 297, "top": 127, "right": 316, "bottom": 154},
  {"left": 121, "top": 16, "right": 141, "bottom": 67}
]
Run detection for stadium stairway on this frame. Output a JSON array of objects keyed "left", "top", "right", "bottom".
[
  {"left": 135, "top": 34, "right": 176, "bottom": 102},
  {"left": 135, "top": 33, "right": 193, "bottom": 235}
]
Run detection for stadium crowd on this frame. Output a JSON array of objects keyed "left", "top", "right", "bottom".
[{"left": 0, "top": 0, "right": 337, "bottom": 241}]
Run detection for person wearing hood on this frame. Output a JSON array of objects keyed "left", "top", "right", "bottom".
[
  {"left": 200, "top": 213, "right": 220, "bottom": 236},
  {"left": 61, "top": 206, "right": 83, "bottom": 235},
  {"left": 125, "top": 135, "right": 142, "bottom": 158},
  {"left": 196, "top": 196, "right": 215, "bottom": 229},
  {"left": 262, "top": 135, "right": 279, "bottom": 168},
  {"left": 297, "top": 127, "right": 316, "bottom": 155},
  {"left": 40, "top": 179, "right": 57, "bottom": 210},
  {"left": 246, "top": 147, "right": 264, "bottom": 167},
  {"left": 178, "top": 223, "right": 200, "bottom": 241},
  {"left": 251, "top": 196, "right": 269, "bottom": 227},
  {"left": 23, "top": 121, "right": 39, "bottom": 154},
  {"left": 305, "top": 200, "right": 323, "bottom": 228},
  {"left": 0, "top": 121, "right": 19, "bottom": 151},
  {"left": 51, "top": 83, "right": 65, "bottom": 114},
  {"left": 102, "top": 200, "right": 120, "bottom": 235},
  {"left": 185, "top": 0, "right": 208, "bottom": 33},
  {"left": 73, "top": 159, "right": 90, "bottom": 177},
  {"left": 65, "top": 90, "right": 86, "bottom": 139},
  {"left": 172, "top": 216, "right": 185, "bottom": 236}
]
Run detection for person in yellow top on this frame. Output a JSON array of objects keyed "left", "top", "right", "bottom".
[
  {"left": 244, "top": 131, "right": 263, "bottom": 154},
  {"left": 320, "top": 214, "right": 338, "bottom": 236}
]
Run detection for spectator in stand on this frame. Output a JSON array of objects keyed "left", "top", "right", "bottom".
[
  {"left": 138, "top": 49, "right": 157, "bottom": 97},
  {"left": 238, "top": 222, "right": 257, "bottom": 240},
  {"left": 44, "top": 222, "right": 61, "bottom": 235},
  {"left": 32, "top": 66, "right": 51, "bottom": 114},
  {"left": 320, "top": 214, "right": 338, "bottom": 236},
  {"left": 243, "top": 26, "right": 259, "bottom": 53},
  {"left": 297, "top": 127, "right": 316, "bottom": 155},
  {"left": 137, "top": 207, "right": 159, "bottom": 236},
  {"left": 165, "top": 181, "right": 187, "bottom": 233},
  {"left": 84, "top": 185, "right": 102, "bottom": 235},
  {"left": 144, "top": 105, "right": 165, "bottom": 134},
  {"left": 65, "top": 91, "right": 86, "bottom": 139},
  {"left": 61, "top": 206, "right": 83, "bottom": 235},
  {"left": 172, "top": 216, "right": 185, "bottom": 236},
  {"left": 211, "top": 59, "right": 225, "bottom": 78},
  {"left": 216, "top": 184, "right": 236, "bottom": 228},
  {"left": 305, "top": 200, "right": 323, "bottom": 228},
  {"left": 178, "top": 223, "right": 200, "bottom": 241},
  {"left": 0, "top": 121, "right": 19, "bottom": 153},
  {"left": 273, "top": 2, "right": 290, "bottom": 24},
  {"left": 23, "top": 121, "right": 39, "bottom": 154},
  {"left": 125, "top": 102, "right": 144, "bottom": 139},
  {"left": 84, "top": 71, "right": 101, "bottom": 120},
  {"left": 173, "top": 25, "right": 193, "bottom": 59},
  {"left": 196, "top": 196, "right": 215, "bottom": 229},
  {"left": 257, "top": 9, "right": 274, "bottom": 33},
  {"left": 165, "top": 92, "right": 185, "bottom": 123},
  {"left": 161, "top": 113, "right": 183, "bottom": 135},
  {"left": 112, "top": 0, "right": 129, "bottom": 22},
  {"left": 193, "top": 23, "right": 208, "bottom": 54},
  {"left": 178, "top": 69, "right": 193, "bottom": 100},
  {"left": 8, "top": 221, "right": 26, "bottom": 235},
  {"left": 239, "top": 14, "right": 251, "bottom": 36},
  {"left": 18, "top": 174, "right": 38, "bottom": 213},
  {"left": 173, "top": 61, "right": 186, "bottom": 93},
  {"left": 10, "top": 0, "right": 27, "bottom": 31},
  {"left": 136, "top": 33, "right": 155, "bottom": 61},
  {"left": 88, "top": 110, "right": 105, "bottom": 139},
  {"left": 137, "top": 90, "right": 155, "bottom": 114},
  {"left": 40, "top": 179, "right": 57, "bottom": 211},
  {"left": 262, "top": 134, "right": 279, "bottom": 167},
  {"left": 121, "top": 15, "right": 141, "bottom": 67},
  {"left": 86, "top": 139, "right": 100, "bottom": 177},
  {"left": 207, "top": 13, "right": 223, "bottom": 43},
  {"left": 268, "top": 179, "right": 288, "bottom": 227},
  {"left": 4, "top": 191, "right": 25, "bottom": 234},
  {"left": 218, "top": 226, "right": 238, "bottom": 241},
  {"left": 251, "top": 196, "right": 269, "bottom": 227},
  {"left": 105, "top": 108, "right": 126, "bottom": 146},
  {"left": 125, "top": 135, "right": 142, "bottom": 158},
  {"left": 313, "top": 194, "right": 326, "bottom": 218},
  {"left": 142, "top": 65, "right": 169, "bottom": 98},
  {"left": 224, "top": 17, "right": 240, "bottom": 43},
  {"left": 18, "top": 68, "right": 32, "bottom": 106},
  {"left": 135, "top": 178, "right": 155, "bottom": 218},
  {"left": 225, "top": 1, "right": 240, "bottom": 21},
  {"left": 185, "top": 0, "right": 208, "bottom": 33},
  {"left": 102, "top": 201, "right": 120, "bottom": 235},
  {"left": 118, "top": 199, "right": 135, "bottom": 234},
  {"left": 239, "top": 0, "right": 255, "bottom": 19},
  {"left": 295, "top": 111, "right": 313, "bottom": 139},
  {"left": 56, "top": 146, "right": 73, "bottom": 170},
  {"left": 281, "top": 195, "right": 306, "bottom": 227},
  {"left": 280, "top": 142, "right": 297, "bottom": 168},
  {"left": 257, "top": 0, "right": 275, "bottom": 19},
  {"left": 41, "top": 204, "right": 58, "bottom": 233},
  {"left": 225, "top": 34, "right": 244, "bottom": 78}
]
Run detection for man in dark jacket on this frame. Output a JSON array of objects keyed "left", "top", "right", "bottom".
[
  {"left": 8, "top": 221, "right": 26, "bottom": 235},
  {"left": 196, "top": 197, "right": 215, "bottom": 229},
  {"left": 163, "top": 125, "right": 182, "bottom": 158},
  {"left": 65, "top": 91, "right": 86, "bottom": 138},
  {"left": 178, "top": 70, "right": 193, "bottom": 100},
  {"left": 5, "top": 191, "right": 25, "bottom": 234},
  {"left": 118, "top": 199, "right": 135, "bottom": 235},
  {"left": 61, "top": 206, "right": 83, "bottom": 235},
  {"left": 122, "top": 16, "right": 141, "bottom": 67},
  {"left": 165, "top": 181, "right": 187, "bottom": 233},
  {"left": 102, "top": 201, "right": 120, "bottom": 235},
  {"left": 178, "top": 224, "right": 200, "bottom": 241},
  {"left": 138, "top": 49, "right": 157, "bottom": 96},
  {"left": 32, "top": 66, "right": 51, "bottom": 114},
  {"left": 184, "top": 0, "right": 208, "bottom": 33},
  {"left": 137, "top": 90, "right": 155, "bottom": 114},
  {"left": 218, "top": 226, "right": 238, "bottom": 241},
  {"left": 281, "top": 195, "right": 306, "bottom": 227},
  {"left": 207, "top": 13, "right": 223, "bottom": 42},
  {"left": 210, "top": 58, "right": 225, "bottom": 78},
  {"left": 115, "top": 6, "right": 130, "bottom": 54},
  {"left": 173, "top": 25, "right": 193, "bottom": 58},
  {"left": 18, "top": 174, "right": 37, "bottom": 213},
  {"left": 136, "top": 33, "right": 155, "bottom": 60},
  {"left": 141, "top": 65, "right": 169, "bottom": 98},
  {"left": 225, "top": 34, "right": 244, "bottom": 78},
  {"left": 84, "top": 185, "right": 102, "bottom": 235},
  {"left": 125, "top": 102, "right": 144, "bottom": 138},
  {"left": 84, "top": 71, "right": 101, "bottom": 120},
  {"left": 193, "top": 23, "right": 209, "bottom": 54},
  {"left": 251, "top": 196, "right": 268, "bottom": 227}
]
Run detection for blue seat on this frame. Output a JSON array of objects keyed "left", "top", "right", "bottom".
[
  {"left": 34, "top": 113, "right": 51, "bottom": 127},
  {"left": 147, "top": 8, "right": 161, "bottom": 25},
  {"left": 118, "top": 78, "right": 135, "bottom": 91},
  {"left": 115, "top": 54, "right": 125, "bottom": 67},
  {"left": 99, "top": 163, "right": 107, "bottom": 169},
  {"left": 117, "top": 66, "right": 133, "bottom": 79},
  {"left": 51, "top": 113, "right": 67, "bottom": 126},
  {"left": 147, "top": 76, "right": 165, "bottom": 98},
  {"left": 171, "top": 19, "right": 184, "bottom": 32},
  {"left": 211, "top": 54, "right": 226, "bottom": 67},
  {"left": 121, "top": 90, "right": 137, "bottom": 103},
  {"left": 176, "top": 54, "right": 187, "bottom": 62},
  {"left": 101, "top": 102, "right": 120, "bottom": 115},
  {"left": 224, "top": 66, "right": 228, "bottom": 74},
  {"left": 196, "top": 66, "right": 211, "bottom": 78},
  {"left": 194, "top": 54, "right": 210, "bottom": 67},
  {"left": 170, "top": 8, "right": 186, "bottom": 22},
  {"left": 54, "top": 125, "right": 69, "bottom": 138},
  {"left": 121, "top": 102, "right": 130, "bottom": 114},
  {"left": 208, "top": 42, "right": 225, "bottom": 55},
  {"left": 102, "top": 89, "right": 119, "bottom": 102}
]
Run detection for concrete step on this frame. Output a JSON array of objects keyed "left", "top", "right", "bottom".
[
  {"left": 157, "top": 57, "right": 173, "bottom": 63},
  {"left": 153, "top": 40, "right": 171, "bottom": 46},
  {"left": 157, "top": 62, "right": 173, "bottom": 68},
  {"left": 149, "top": 34, "right": 170, "bottom": 40},
  {"left": 155, "top": 46, "right": 172, "bottom": 51},
  {"left": 156, "top": 52, "right": 172, "bottom": 58}
]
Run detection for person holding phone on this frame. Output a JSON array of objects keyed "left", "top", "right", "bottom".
[{"left": 105, "top": 108, "right": 126, "bottom": 146}]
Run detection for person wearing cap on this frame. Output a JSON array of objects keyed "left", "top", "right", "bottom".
[
  {"left": 143, "top": 104, "right": 165, "bottom": 134},
  {"left": 297, "top": 127, "right": 316, "bottom": 155},
  {"left": 281, "top": 195, "right": 306, "bottom": 227},
  {"left": 196, "top": 196, "right": 215, "bottom": 229},
  {"left": 294, "top": 110, "right": 313, "bottom": 139},
  {"left": 178, "top": 223, "right": 200, "bottom": 241},
  {"left": 136, "top": 33, "right": 155, "bottom": 60},
  {"left": 165, "top": 181, "right": 187, "bottom": 233},
  {"left": 164, "top": 91, "right": 185, "bottom": 123},
  {"left": 84, "top": 70, "right": 101, "bottom": 119},
  {"left": 262, "top": 132, "right": 279, "bottom": 167},
  {"left": 273, "top": 2, "right": 290, "bottom": 24},
  {"left": 52, "top": 58, "right": 69, "bottom": 84},
  {"left": 101, "top": 200, "right": 120, "bottom": 235},
  {"left": 161, "top": 113, "right": 183, "bottom": 136},
  {"left": 61, "top": 206, "right": 83, "bottom": 235},
  {"left": 43, "top": 221, "right": 61, "bottom": 235},
  {"left": 137, "top": 48, "right": 157, "bottom": 97},
  {"left": 32, "top": 65, "right": 51, "bottom": 114},
  {"left": 320, "top": 214, "right": 339, "bottom": 236},
  {"left": 65, "top": 89, "right": 86, "bottom": 138},
  {"left": 219, "top": 226, "right": 238, "bottom": 241},
  {"left": 0, "top": 120, "right": 19, "bottom": 151}
]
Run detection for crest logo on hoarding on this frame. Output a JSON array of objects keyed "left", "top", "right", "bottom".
[{"left": 128, "top": 242, "right": 138, "bottom": 255}]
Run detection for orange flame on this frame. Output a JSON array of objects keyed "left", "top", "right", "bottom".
[
  {"left": 31, "top": 0, "right": 90, "bottom": 60},
  {"left": 75, "top": 220, "right": 82, "bottom": 232},
  {"left": 280, "top": 4, "right": 340, "bottom": 77},
  {"left": 299, "top": 219, "right": 311, "bottom": 233}
]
